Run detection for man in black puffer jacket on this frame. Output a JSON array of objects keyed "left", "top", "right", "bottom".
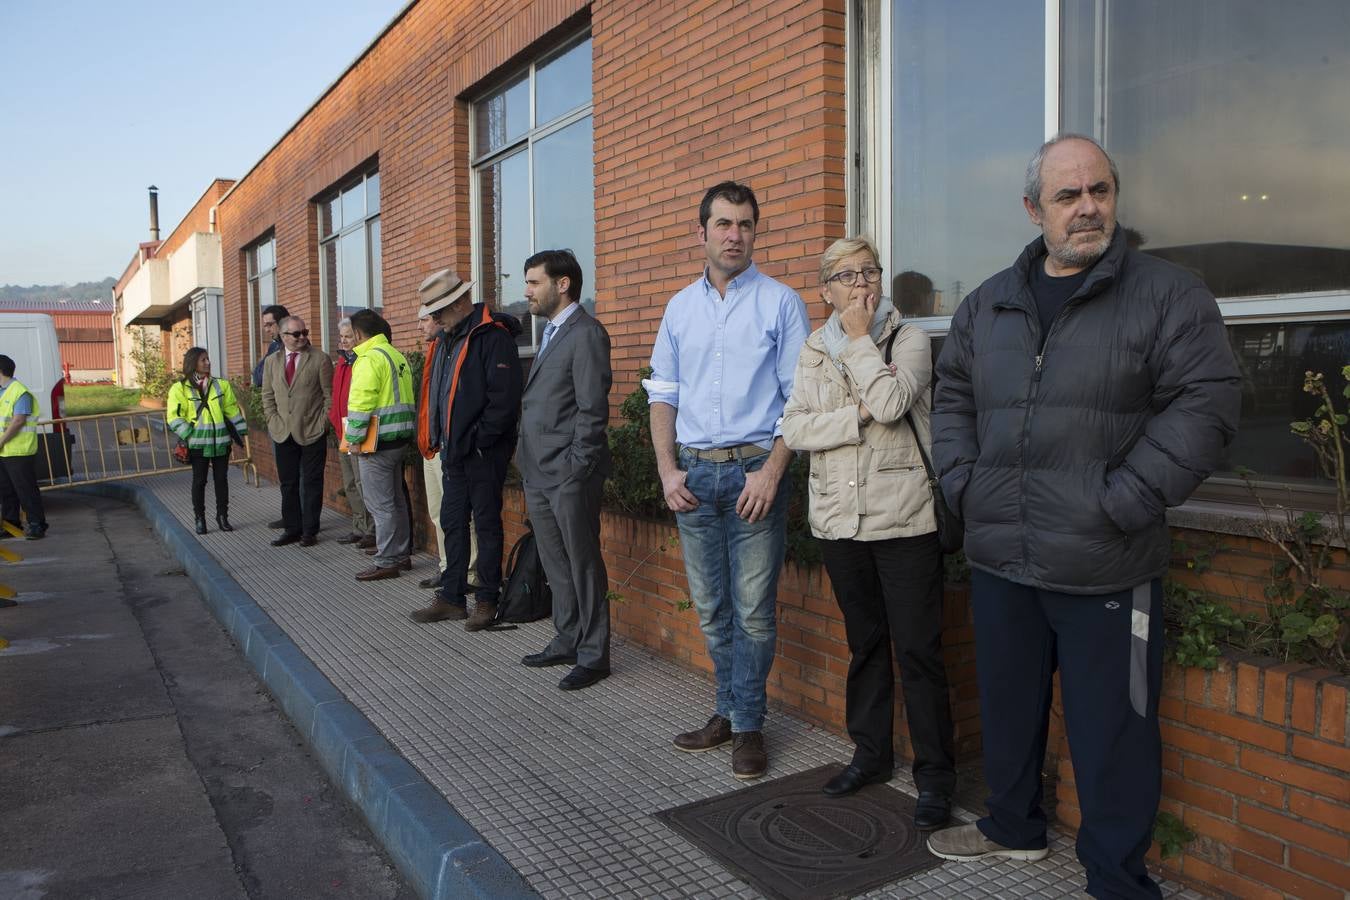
[{"left": 926, "top": 134, "right": 1240, "bottom": 900}]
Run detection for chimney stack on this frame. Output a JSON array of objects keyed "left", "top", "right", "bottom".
[{"left": 148, "top": 185, "right": 160, "bottom": 241}]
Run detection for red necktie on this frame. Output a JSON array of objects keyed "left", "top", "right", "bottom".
[{"left": 285, "top": 351, "right": 296, "bottom": 386}]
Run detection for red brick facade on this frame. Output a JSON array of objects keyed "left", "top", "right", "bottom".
[{"left": 218, "top": 3, "right": 1347, "bottom": 897}]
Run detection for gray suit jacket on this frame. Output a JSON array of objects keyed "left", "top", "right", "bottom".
[
  {"left": 262, "top": 346, "right": 334, "bottom": 446},
  {"left": 518, "top": 306, "right": 613, "bottom": 489}
]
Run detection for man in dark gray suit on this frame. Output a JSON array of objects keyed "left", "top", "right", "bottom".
[{"left": 516, "top": 249, "right": 613, "bottom": 691}]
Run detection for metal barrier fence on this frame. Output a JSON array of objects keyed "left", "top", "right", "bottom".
[{"left": 34, "top": 410, "right": 258, "bottom": 490}]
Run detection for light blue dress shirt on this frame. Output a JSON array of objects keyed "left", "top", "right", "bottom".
[
  {"left": 537, "top": 301, "right": 581, "bottom": 357},
  {"left": 645, "top": 262, "right": 809, "bottom": 449}
]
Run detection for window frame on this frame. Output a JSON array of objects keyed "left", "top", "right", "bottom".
[
  {"left": 316, "top": 166, "right": 381, "bottom": 353},
  {"left": 244, "top": 233, "right": 276, "bottom": 372},
  {"left": 469, "top": 29, "right": 593, "bottom": 355},
  {"left": 856, "top": 0, "right": 1350, "bottom": 503}
]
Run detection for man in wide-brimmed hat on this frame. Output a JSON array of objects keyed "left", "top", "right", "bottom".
[
  {"left": 412, "top": 271, "right": 480, "bottom": 596},
  {"left": 410, "top": 268, "right": 523, "bottom": 630}
]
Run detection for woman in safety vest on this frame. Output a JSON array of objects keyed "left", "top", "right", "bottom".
[{"left": 166, "top": 347, "right": 246, "bottom": 535}]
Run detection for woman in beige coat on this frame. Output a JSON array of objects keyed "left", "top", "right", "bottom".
[{"left": 782, "top": 237, "right": 954, "bottom": 828}]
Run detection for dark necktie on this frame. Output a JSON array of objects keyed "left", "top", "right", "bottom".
[{"left": 285, "top": 351, "right": 296, "bottom": 386}]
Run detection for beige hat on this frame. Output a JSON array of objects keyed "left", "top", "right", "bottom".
[{"left": 416, "top": 269, "right": 475, "bottom": 318}]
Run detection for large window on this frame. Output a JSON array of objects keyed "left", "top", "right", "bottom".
[
  {"left": 245, "top": 234, "right": 276, "bottom": 370},
  {"left": 318, "top": 167, "right": 381, "bottom": 351},
  {"left": 862, "top": 0, "right": 1350, "bottom": 496},
  {"left": 472, "top": 35, "right": 594, "bottom": 351}
]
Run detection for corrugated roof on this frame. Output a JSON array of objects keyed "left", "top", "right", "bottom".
[{"left": 0, "top": 300, "right": 115, "bottom": 313}]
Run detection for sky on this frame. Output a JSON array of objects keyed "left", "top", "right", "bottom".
[{"left": 0, "top": 0, "right": 408, "bottom": 287}]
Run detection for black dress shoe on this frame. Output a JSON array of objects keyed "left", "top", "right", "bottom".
[
  {"left": 559, "top": 665, "right": 609, "bottom": 691},
  {"left": 912, "top": 791, "right": 952, "bottom": 830},
  {"left": 822, "top": 764, "right": 893, "bottom": 797},
  {"left": 194, "top": 516, "right": 208, "bottom": 535},
  {"left": 215, "top": 513, "right": 233, "bottom": 532},
  {"left": 268, "top": 519, "right": 285, "bottom": 529},
  {"left": 299, "top": 535, "right": 317, "bottom": 547},
  {"left": 418, "top": 575, "right": 441, "bottom": 589},
  {"left": 522, "top": 650, "right": 577, "bottom": 668},
  {"left": 271, "top": 532, "right": 302, "bottom": 547}
]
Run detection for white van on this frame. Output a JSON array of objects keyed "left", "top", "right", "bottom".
[{"left": 0, "top": 313, "right": 71, "bottom": 480}]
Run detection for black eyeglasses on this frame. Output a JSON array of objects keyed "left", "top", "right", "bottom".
[
  {"left": 283, "top": 330, "right": 310, "bottom": 338},
  {"left": 827, "top": 267, "right": 884, "bottom": 286}
]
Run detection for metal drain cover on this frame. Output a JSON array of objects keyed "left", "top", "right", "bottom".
[{"left": 654, "top": 764, "right": 940, "bottom": 899}]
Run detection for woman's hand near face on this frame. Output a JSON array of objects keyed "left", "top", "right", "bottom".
[{"left": 840, "top": 294, "right": 875, "bottom": 339}]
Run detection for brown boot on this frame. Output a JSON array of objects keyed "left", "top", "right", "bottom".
[
  {"left": 409, "top": 595, "right": 467, "bottom": 623},
  {"left": 673, "top": 714, "right": 732, "bottom": 753},
  {"left": 464, "top": 600, "right": 497, "bottom": 632},
  {"left": 731, "top": 731, "right": 767, "bottom": 780}
]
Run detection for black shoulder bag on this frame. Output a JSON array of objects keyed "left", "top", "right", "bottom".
[{"left": 884, "top": 327, "right": 964, "bottom": 554}]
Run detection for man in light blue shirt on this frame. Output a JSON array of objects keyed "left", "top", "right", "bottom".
[{"left": 645, "top": 181, "right": 809, "bottom": 780}]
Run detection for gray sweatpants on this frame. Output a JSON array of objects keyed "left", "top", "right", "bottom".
[{"left": 357, "top": 447, "right": 409, "bottom": 568}]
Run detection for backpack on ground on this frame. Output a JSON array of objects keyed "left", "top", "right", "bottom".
[{"left": 489, "top": 522, "right": 551, "bottom": 629}]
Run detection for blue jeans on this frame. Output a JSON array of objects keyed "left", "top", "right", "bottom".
[{"left": 675, "top": 448, "right": 789, "bottom": 733}]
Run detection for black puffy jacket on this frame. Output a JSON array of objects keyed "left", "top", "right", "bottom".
[
  {"left": 932, "top": 228, "right": 1241, "bottom": 594},
  {"left": 427, "top": 303, "right": 524, "bottom": 463}
]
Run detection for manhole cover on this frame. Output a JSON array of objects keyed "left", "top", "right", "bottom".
[{"left": 654, "top": 764, "right": 940, "bottom": 899}]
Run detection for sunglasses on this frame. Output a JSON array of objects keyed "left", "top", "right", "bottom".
[{"left": 283, "top": 330, "right": 310, "bottom": 338}]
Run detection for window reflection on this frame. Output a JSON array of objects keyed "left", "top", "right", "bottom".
[
  {"left": 534, "top": 116, "right": 595, "bottom": 317},
  {"left": 891, "top": 0, "right": 1043, "bottom": 316},
  {"left": 479, "top": 151, "right": 532, "bottom": 346},
  {"left": 1220, "top": 321, "right": 1350, "bottom": 483},
  {"left": 536, "top": 38, "right": 592, "bottom": 124},
  {"left": 1062, "top": 0, "right": 1350, "bottom": 298},
  {"left": 475, "top": 76, "right": 529, "bottom": 158}
]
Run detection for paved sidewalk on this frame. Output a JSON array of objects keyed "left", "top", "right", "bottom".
[{"left": 137, "top": 469, "right": 1201, "bottom": 899}]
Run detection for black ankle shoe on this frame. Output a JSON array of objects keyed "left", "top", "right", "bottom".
[
  {"left": 216, "top": 513, "right": 233, "bottom": 532},
  {"left": 194, "top": 515, "right": 208, "bottom": 535},
  {"left": 913, "top": 791, "right": 952, "bottom": 830},
  {"left": 822, "top": 764, "right": 892, "bottom": 797}
]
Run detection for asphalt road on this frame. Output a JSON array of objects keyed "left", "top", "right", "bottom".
[{"left": 0, "top": 492, "right": 415, "bottom": 900}]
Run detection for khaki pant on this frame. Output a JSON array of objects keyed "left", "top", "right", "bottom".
[
  {"left": 422, "top": 453, "right": 476, "bottom": 578},
  {"left": 338, "top": 447, "right": 372, "bottom": 536}
]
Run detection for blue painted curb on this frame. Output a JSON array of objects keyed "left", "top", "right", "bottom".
[{"left": 75, "top": 482, "right": 537, "bottom": 900}]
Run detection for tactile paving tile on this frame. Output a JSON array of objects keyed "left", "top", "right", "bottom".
[{"left": 141, "top": 471, "right": 1206, "bottom": 900}]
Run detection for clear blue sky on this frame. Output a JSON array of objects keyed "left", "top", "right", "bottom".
[{"left": 0, "top": 0, "right": 408, "bottom": 287}]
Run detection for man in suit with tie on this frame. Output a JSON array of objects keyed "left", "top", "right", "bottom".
[
  {"left": 517, "top": 249, "right": 614, "bottom": 691},
  {"left": 262, "top": 315, "right": 334, "bottom": 547}
]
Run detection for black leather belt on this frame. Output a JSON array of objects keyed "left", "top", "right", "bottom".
[{"left": 680, "top": 443, "right": 770, "bottom": 463}]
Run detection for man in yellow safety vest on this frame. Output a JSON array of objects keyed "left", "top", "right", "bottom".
[{"left": 0, "top": 355, "right": 48, "bottom": 540}]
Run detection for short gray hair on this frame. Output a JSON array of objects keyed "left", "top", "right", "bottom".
[
  {"left": 337, "top": 316, "right": 352, "bottom": 332},
  {"left": 819, "top": 236, "right": 881, "bottom": 284},
  {"left": 1023, "top": 133, "right": 1120, "bottom": 209}
]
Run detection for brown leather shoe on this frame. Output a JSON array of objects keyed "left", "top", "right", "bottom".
[
  {"left": 464, "top": 600, "right": 497, "bottom": 632},
  {"left": 410, "top": 596, "right": 467, "bottom": 623},
  {"left": 354, "top": 565, "right": 401, "bottom": 581},
  {"left": 417, "top": 575, "right": 441, "bottom": 589},
  {"left": 357, "top": 534, "right": 376, "bottom": 550},
  {"left": 336, "top": 532, "right": 364, "bottom": 545},
  {"left": 398, "top": 558, "right": 412, "bottom": 571},
  {"left": 673, "top": 714, "right": 732, "bottom": 753},
  {"left": 731, "top": 731, "right": 767, "bottom": 780}
]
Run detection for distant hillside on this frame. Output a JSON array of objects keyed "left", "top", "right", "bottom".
[{"left": 0, "top": 277, "right": 116, "bottom": 305}]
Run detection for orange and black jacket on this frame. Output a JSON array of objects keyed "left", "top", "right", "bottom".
[{"left": 417, "top": 302, "right": 524, "bottom": 462}]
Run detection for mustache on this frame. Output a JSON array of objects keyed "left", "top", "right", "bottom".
[{"left": 1069, "top": 218, "right": 1106, "bottom": 234}]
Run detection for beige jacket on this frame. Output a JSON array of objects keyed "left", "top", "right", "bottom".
[
  {"left": 261, "top": 346, "right": 334, "bottom": 446},
  {"left": 781, "top": 311, "right": 936, "bottom": 541}
]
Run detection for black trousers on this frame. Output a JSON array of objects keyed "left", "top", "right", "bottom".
[
  {"left": 274, "top": 437, "right": 327, "bottom": 537},
  {"left": 971, "top": 569, "right": 1164, "bottom": 900},
  {"left": 0, "top": 454, "right": 46, "bottom": 529},
  {"left": 438, "top": 445, "right": 510, "bottom": 603},
  {"left": 819, "top": 531, "right": 956, "bottom": 795},
  {"left": 189, "top": 451, "right": 229, "bottom": 517}
]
